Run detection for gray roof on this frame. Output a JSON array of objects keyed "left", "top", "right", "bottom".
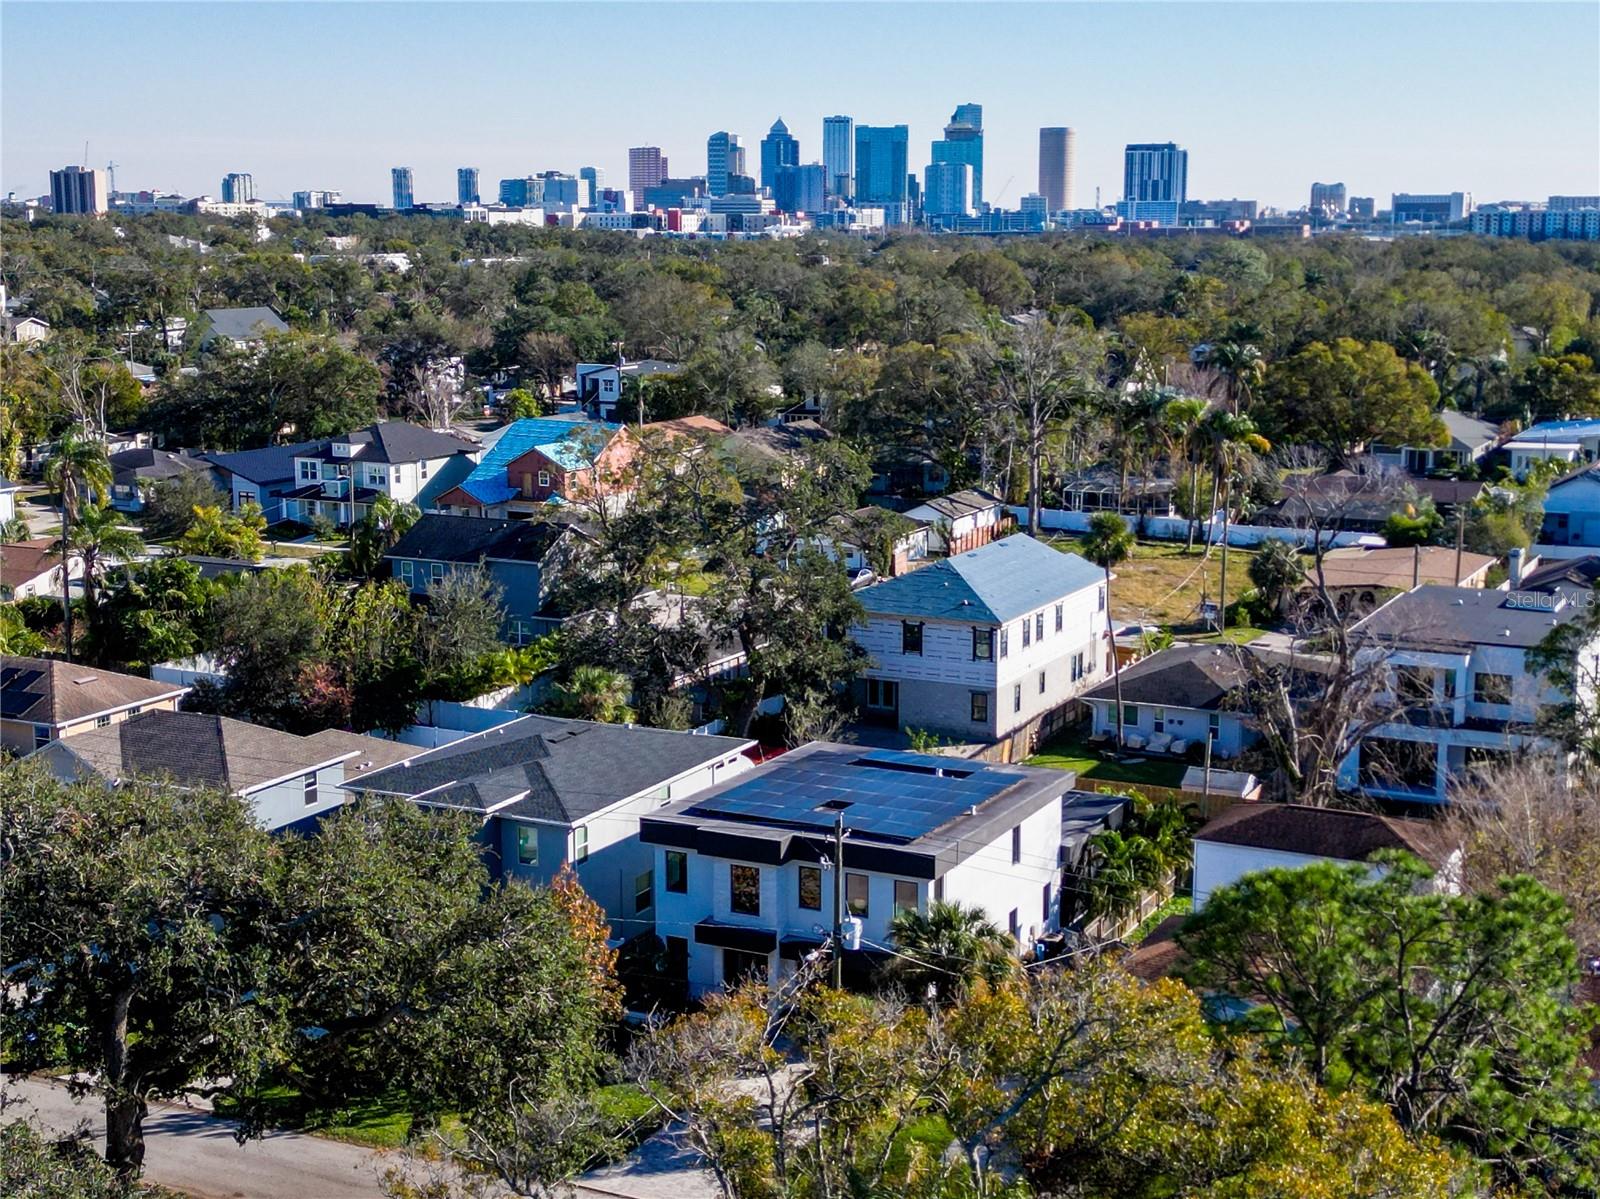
[
  {"left": 2, "top": 657, "right": 188, "bottom": 725},
  {"left": 304, "top": 422, "right": 478, "bottom": 466},
  {"left": 1354, "top": 584, "right": 1589, "bottom": 651},
  {"left": 857, "top": 534, "right": 1103, "bottom": 623},
  {"left": 1521, "top": 555, "right": 1600, "bottom": 594},
  {"left": 905, "top": 487, "right": 1006, "bottom": 522},
  {"left": 385, "top": 513, "right": 581, "bottom": 566},
  {"left": 345, "top": 714, "right": 755, "bottom": 825},
  {"left": 202, "top": 440, "right": 321, "bottom": 485},
  {"left": 1439, "top": 410, "right": 1499, "bottom": 451},
  {"left": 298, "top": 729, "right": 420, "bottom": 781},
  {"left": 39, "top": 709, "right": 353, "bottom": 793},
  {"left": 1081, "top": 644, "right": 1246, "bottom": 711},
  {"left": 1195, "top": 803, "right": 1450, "bottom": 866},
  {"left": 201, "top": 306, "right": 288, "bottom": 342},
  {"left": 110, "top": 447, "right": 214, "bottom": 483}
]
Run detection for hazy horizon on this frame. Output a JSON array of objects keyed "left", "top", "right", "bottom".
[{"left": 3, "top": 1, "right": 1597, "bottom": 211}]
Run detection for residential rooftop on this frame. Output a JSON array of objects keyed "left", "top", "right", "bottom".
[
  {"left": 345, "top": 713, "right": 755, "bottom": 824},
  {"left": 2, "top": 657, "right": 188, "bottom": 727},
  {"left": 109, "top": 447, "right": 213, "bottom": 481},
  {"left": 200, "top": 305, "right": 288, "bottom": 342},
  {"left": 451, "top": 416, "right": 615, "bottom": 507},
  {"left": 904, "top": 487, "right": 1006, "bottom": 522},
  {"left": 299, "top": 421, "right": 478, "bottom": 465},
  {"left": 1194, "top": 802, "right": 1452, "bottom": 867},
  {"left": 0, "top": 539, "right": 68, "bottom": 594},
  {"left": 856, "top": 533, "right": 1103, "bottom": 623},
  {"left": 385, "top": 513, "right": 583, "bottom": 566},
  {"left": 1081, "top": 644, "right": 1247, "bottom": 712},
  {"left": 1354, "top": 583, "right": 1589, "bottom": 651},
  {"left": 202, "top": 440, "right": 321, "bottom": 486},
  {"left": 1308, "top": 546, "right": 1497, "bottom": 591}
]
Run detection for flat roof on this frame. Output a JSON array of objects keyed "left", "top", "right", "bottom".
[{"left": 1354, "top": 583, "right": 1589, "bottom": 650}]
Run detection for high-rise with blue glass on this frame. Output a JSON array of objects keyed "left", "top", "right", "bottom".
[
  {"left": 760, "top": 119, "right": 800, "bottom": 196},
  {"left": 855, "top": 124, "right": 909, "bottom": 223},
  {"left": 706, "top": 131, "right": 747, "bottom": 197},
  {"left": 456, "top": 167, "right": 480, "bottom": 206},
  {"left": 822, "top": 115, "right": 854, "bottom": 200},
  {"left": 931, "top": 103, "right": 983, "bottom": 209},
  {"left": 391, "top": 167, "right": 414, "bottom": 211}
]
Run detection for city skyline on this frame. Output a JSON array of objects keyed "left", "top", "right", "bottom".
[{"left": 3, "top": 3, "right": 1596, "bottom": 210}]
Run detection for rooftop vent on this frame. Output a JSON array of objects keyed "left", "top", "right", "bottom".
[{"left": 71, "top": 675, "right": 100, "bottom": 685}]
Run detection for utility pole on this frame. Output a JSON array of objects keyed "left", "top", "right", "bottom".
[
  {"left": 1454, "top": 506, "right": 1465, "bottom": 587},
  {"left": 831, "top": 811, "right": 846, "bottom": 989}
]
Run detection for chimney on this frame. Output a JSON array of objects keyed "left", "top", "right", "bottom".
[{"left": 1509, "top": 546, "right": 1524, "bottom": 588}]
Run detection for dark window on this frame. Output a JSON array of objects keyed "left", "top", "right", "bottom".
[
  {"left": 1122, "top": 703, "right": 1139, "bottom": 727},
  {"left": 95, "top": 714, "right": 112, "bottom": 728},
  {"left": 665, "top": 850, "right": 688, "bottom": 893},
  {"left": 1013, "top": 683, "right": 1022, "bottom": 713},
  {"left": 1011, "top": 825, "right": 1022, "bottom": 865},
  {"left": 901, "top": 621, "right": 923, "bottom": 655},
  {"left": 1021, "top": 619, "right": 1031, "bottom": 648},
  {"left": 894, "top": 880, "right": 918, "bottom": 915},
  {"left": 722, "top": 947, "right": 768, "bottom": 988},
  {"left": 1473, "top": 672, "right": 1513, "bottom": 705},
  {"left": 1036, "top": 612, "right": 1045, "bottom": 641},
  {"left": 1038, "top": 670, "right": 1046, "bottom": 694},
  {"left": 303, "top": 773, "right": 319, "bottom": 806},
  {"left": 970, "top": 691, "right": 989, "bottom": 723},
  {"left": 934, "top": 877, "right": 945, "bottom": 902},
  {"left": 634, "top": 870, "right": 653, "bottom": 914},
  {"left": 730, "top": 864, "right": 761, "bottom": 916},
  {"left": 972, "top": 627, "right": 993, "bottom": 661},
  {"left": 516, "top": 826, "right": 539, "bottom": 866},
  {"left": 1008, "top": 908, "right": 1020, "bottom": 939},
  {"left": 1098, "top": 586, "right": 1106, "bottom": 612},
  {"left": 798, "top": 865, "right": 822, "bottom": 910},
  {"left": 1055, "top": 603, "right": 1063, "bottom": 632},
  {"left": 865, "top": 679, "right": 898, "bottom": 710},
  {"left": 665, "top": 935, "right": 689, "bottom": 978},
  {"left": 1042, "top": 882, "right": 1054, "bottom": 924},
  {"left": 999, "top": 627, "right": 1009, "bottom": 658},
  {"left": 846, "top": 873, "right": 869, "bottom": 916}
]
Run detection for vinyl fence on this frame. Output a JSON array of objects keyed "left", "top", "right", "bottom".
[{"left": 1006, "top": 506, "right": 1377, "bottom": 550}]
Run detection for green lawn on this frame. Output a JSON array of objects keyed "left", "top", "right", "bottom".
[
  {"left": 212, "top": 1084, "right": 427, "bottom": 1149},
  {"left": 1027, "top": 731, "right": 1190, "bottom": 789},
  {"left": 1127, "top": 895, "right": 1193, "bottom": 945}
]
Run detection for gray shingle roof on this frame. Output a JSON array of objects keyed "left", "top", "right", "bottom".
[
  {"left": 110, "top": 447, "right": 213, "bottom": 483},
  {"left": 202, "top": 440, "right": 320, "bottom": 486},
  {"left": 43, "top": 709, "right": 353, "bottom": 793},
  {"left": 1521, "top": 555, "right": 1600, "bottom": 593},
  {"left": 1438, "top": 410, "right": 1499, "bottom": 450},
  {"left": 905, "top": 488, "right": 1006, "bottom": 523},
  {"left": 856, "top": 534, "right": 1103, "bottom": 623},
  {"left": 1354, "top": 584, "right": 1588, "bottom": 650},
  {"left": 385, "top": 514, "right": 579, "bottom": 566},
  {"left": 345, "top": 714, "right": 755, "bottom": 824},
  {"left": 1081, "top": 644, "right": 1246, "bottom": 711},
  {"left": 1, "top": 658, "right": 188, "bottom": 725},
  {"left": 201, "top": 306, "right": 288, "bottom": 342},
  {"left": 304, "top": 422, "right": 478, "bottom": 465}
]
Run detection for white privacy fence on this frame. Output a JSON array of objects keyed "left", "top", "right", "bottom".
[{"left": 1006, "top": 506, "right": 1379, "bottom": 550}]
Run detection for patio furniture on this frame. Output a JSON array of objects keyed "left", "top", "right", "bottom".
[
  {"left": 1146, "top": 732, "right": 1173, "bottom": 755},
  {"left": 1123, "top": 732, "right": 1147, "bottom": 751},
  {"left": 1169, "top": 738, "right": 1189, "bottom": 756}
]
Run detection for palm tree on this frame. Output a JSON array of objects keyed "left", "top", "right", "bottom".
[
  {"left": 1199, "top": 340, "right": 1264, "bottom": 414},
  {"left": 1083, "top": 829, "right": 1162, "bottom": 927},
  {"left": 1162, "top": 395, "right": 1209, "bottom": 551},
  {"left": 887, "top": 900, "right": 1018, "bottom": 999},
  {"left": 58, "top": 502, "right": 145, "bottom": 612},
  {"left": 43, "top": 427, "right": 112, "bottom": 661},
  {"left": 1082, "top": 512, "right": 1135, "bottom": 746},
  {"left": 546, "top": 665, "right": 635, "bottom": 724},
  {"left": 1201, "top": 412, "right": 1272, "bottom": 628},
  {"left": 349, "top": 494, "right": 420, "bottom": 576},
  {"left": 0, "top": 515, "right": 30, "bottom": 543}
]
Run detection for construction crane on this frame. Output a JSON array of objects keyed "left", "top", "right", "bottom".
[{"left": 106, "top": 161, "right": 118, "bottom": 194}]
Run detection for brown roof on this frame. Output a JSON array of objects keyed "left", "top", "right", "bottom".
[
  {"left": 1194, "top": 802, "right": 1452, "bottom": 867},
  {"left": 1, "top": 539, "right": 66, "bottom": 591},
  {"left": 1, "top": 657, "right": 188, "bottom": 727},
  {"left": 299, "top": 728, "right": 420, "bottom": 781},
  {"left": 643, "top": 415, "right": 732, "bottom": 439},
  {"left": 43, "top": 709, "right": 354, "bottom": 793},
  {"left": 1306, "top": 546, "right": 1497, "bottom": 591},
  {"left": 1120, "top": 914, "right": 1191, "bottom": 981}
]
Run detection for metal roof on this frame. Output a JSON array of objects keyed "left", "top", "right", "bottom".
[
  {"left": 856, "top": 534, "right": 1103, "bottom": 623},
  {"left": 453, "top": 416, "right": 615, "bottom": 506}
]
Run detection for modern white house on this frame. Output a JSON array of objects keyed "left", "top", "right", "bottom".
[
  {"left": 283, "top": 421, "right": 480, "bottom": 527},
  {"left": 575, "top": 359, "right": 682, "bottom": 421},
  {"left": 1191, "top": 803, "right": 1458, "bottom": 910},
  {"left": 903, "top": 488, "right": 1010, "bottom": 554},
  {"left": 1337, "top": 585, "right": 1600, "bottom": 802},
  {"left": 1505, "top": 418, "right": 1600, "bottom": 479},
  {"left": 344, "top": 714, "right": 757, "bottom": 930},
  {"left": 852, "top": 534, "right": 1110, "bottom": 754},
  {"left": 1371, "top": 411, "right": 1501, "bottom": 475},
  {"left": 1539, "top": 465, "right": 1600, "bottom": 547},
  {"left": 641, "top": 743, "right": 1073, "bottom": 997},
  {"left": 31, "top": 709, "right": 381, "bottom": 832},
  {"left": 1079, "top": 644, "right": 1255, "bottom": 757}
]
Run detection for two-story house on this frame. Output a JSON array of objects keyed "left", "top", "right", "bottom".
[
  {"left": 383, "top": 513, "right": 592, "bottom": 644},
  {"left": 1505, "top": 418, "right": 1600, "bottom": 480},
  {"left": 283, "top": 422, "right": 480, "bottom": 527},
  {"left": 641, "top": 743, "right": 1074, "bottom": 997},
  {"left": 575, "top": 359, "right": 682, "bottom": 421},
  {"left": 2, "top": 657, "right": 188, "bottom": 755},
  {"left": 903, "top": 488, "right": 1011, "bottom": 554},
  {"left": 433, "top": 416, "right": 619, "bottom": 519},
  {"left": 30, "top": 709, "right": 392, "bottom": 831},
  {"left": 345, "top": 714, "right": 756, "bottom": 930},
  {"left": 852, "top": 534, "right": 1109, "bottom": 755},
  {"left": 1337, "top": 585, "right": 1600, "bottom": 802},
  {"left": 108, "top": 447, "right": 218, "bottom": 512},
  {"left": 1539, "top": 465, "right": 1600, "bottom": 548},
  {"left": 202, "top": 441, "right": 320, "bottom": 523}
]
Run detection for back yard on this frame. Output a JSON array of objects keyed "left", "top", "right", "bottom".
[{"left": 1047, "top": 535, "right": 1261, "bottom": 632}]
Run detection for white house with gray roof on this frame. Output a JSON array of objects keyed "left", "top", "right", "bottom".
[
  {"left": 344, "top": 714, "right": 756, "bottom": 930},
  {"left": 1372, "top": 410, "right": 1501, "bottom": 476},
  {"left": 852, "top": 534, "right": 1109, "bottom": 752},
  {"left": 1337, "top": 584, "right": 1600, "bottom": 802},
  {"left": 197, "top": 305, "right": 288, "bottom": 350},
  {"left": 284, "top": 421, "right": 480, "bottom": 527}
]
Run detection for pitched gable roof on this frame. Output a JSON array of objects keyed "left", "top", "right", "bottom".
[
  {"left": 202, "top": 440, "right": 320, "bottom": 486},
  {"left": 1521, "top": 554, "right": 1600, "bottom": 593},
  {"left": 1, "top": 657, "right": 188, "bottom": 726},
  {"left": 1194, "top": 803, "right": 1452, "bottom": 867},
  {"left": 201, "top": 306, "right": 288, "bottom": 342},
  {"left": 0, "top": 540, "right": 68, "bottom": 592},
  {"left": 905, "top": 488, "right": 1006, "bottom": 523},
  {"left": 109, "top": 447, "right": 214, "bottom": 482},
  {"left": 346, "top": 713, "right": 754, "bottom": 824},
  {"left": 314, "top": 422, "right": 478, "bottom": 465},
  {"left": 385, "top": 513, "right": 580, "bottom": 566},
  {"left": 1081, "top": 644, "right": 1246, "bottom": 711},
  {"left": 453, "top": 417, "right": 616, "bottom": 506},
  {"left": 856, "top": 534, "right": 1103, "bottom": 623}
]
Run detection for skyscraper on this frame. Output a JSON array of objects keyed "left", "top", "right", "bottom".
[
  {"left": 579, "top": 166, "right": 604, "bottom": 208},
  {"left": 706, "top": 131, "right": 746, "bottom": 197},
  {"left": 220, "top": 172, "right": 255, "bottom": 204},
  {"left": 1037, "top": 128, "right": 1076, "bottom": 213},
  {"left": 1123, "top": 143, "right": 1188, "bottom": 204},
  {"left": 457, "top": 168, "right": 481, "bottom": 206},
  {"left": 1309, "top": 181, "right": 1347, "bottom": 217},
  {"left": 49, "top": 165, "right": 109, "bottom": 216},
  {"left": 391, "top": 167, "right": 415, "bottom": 211},
  {"left": 759, "top": 118, "right": 800, "bottom": 196},
  {"left": 822, "top": 115, "right": 854, "bottom": 200},
  {"left": 628, "top": 147, "right": 668, "bottom": 209},
  {"left": 923, "top": 161, "right": 974, "bottom": 220},
  {"left": 774, "top": 163, "right": 826, "bottom": 215},
  {"left": 854, "top": 125, "right": 910, "bottom": 223},
  {"left": 931, "top": 103, "right": 984, "bottom": 208}
]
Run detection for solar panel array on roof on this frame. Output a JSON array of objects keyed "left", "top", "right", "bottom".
[
  {"left": 685, "top": 748, "right": 1024, "bottom": 844},
  {"left": 0, "top": 665, "right": 45, "bottom": 719}
]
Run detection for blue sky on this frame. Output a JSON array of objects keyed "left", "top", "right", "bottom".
[{"left": 3, "top": 2, "right": 1597, "bottom": 209}]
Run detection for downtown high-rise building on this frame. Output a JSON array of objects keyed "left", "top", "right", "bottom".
[
  {"left": 293, "top": 189, "right": 342, "bottom": 210},
  {"left": 822, "top": 115, "right": 854, "bottom": 200},
  {"left": 855, "top": 124, "right": 910, "bottom": 222},
  {"left": 579, "top": 166, "right": 604, "bottom": 208},
  {"left": 457, "top": 167, "right": 481, "bottom": 206},
  {"left": 759, "top": 118, "right": 800, "bottom": 196},
  {"left": 1123, "top": 142, "right": 1188, "bottom": 204},
  {"left": 49, "top": 165, "right": 109, "bottom": 215},
  {"left": 220, "top": 172, "right": 255, "bottom": 204},
  {"left": 923, "top": 161, "right": 974, "bottom": 219},
  {"left": 628, "top": 147, "right": 668, "bottom": 209},
  {"left": 706, "top": 131, "right": 747, "bottom": 197},
  {"left": 1037, "top": 127, "right": 1076, "bottom": 213},
  {"left": 1309, "top": 181, "right": 1347, "bottom": 217},
  {"left": 774, "top": 163, "right": 826, "bottom": 215},
  {"left": 391, "top": 167, "right": 415, "bottom": 211},
  {"left": 931, "top": 103, "right": 984, "bottom": 208}
]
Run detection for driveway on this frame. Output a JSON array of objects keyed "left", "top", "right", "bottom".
[{"left": 2, "top": 1075, "right": 393, "bottom": 1199}]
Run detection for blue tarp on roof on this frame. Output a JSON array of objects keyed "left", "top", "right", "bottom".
[
  {"left": 454, "top": 416, "right": 615, "bottom": 506},
  {"left": 1517, "top": 417, "right": 1600, "bottom": 441},
  {"left": 857, "top": 534, "right": 1103, "bottom": 623}
]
